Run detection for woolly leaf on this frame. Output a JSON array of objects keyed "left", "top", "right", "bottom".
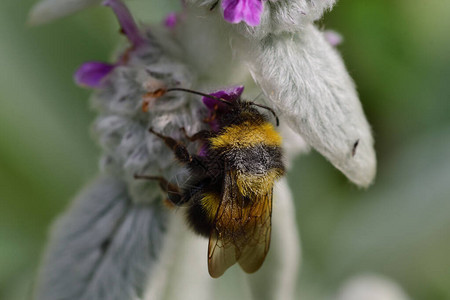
[
  {"left": 35, "top": 176, "right": 168, "bottom": 300},
  {"left": 245, "top": 25, "right": 376, "bottom": 187}
]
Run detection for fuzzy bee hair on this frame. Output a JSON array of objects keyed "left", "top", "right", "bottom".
[{"left": 144, "top": 90, "right": 285, "bottom": 278}]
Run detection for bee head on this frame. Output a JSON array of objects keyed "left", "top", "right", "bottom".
[
  {"left": 202, "top": 93, "right": 279, "bottom": 128},
  {"left": 156, "top": 87, "right": 279, "bottom": 127},
  {"left": 243, "top": 101, "right": 280, "bottom": 127}
]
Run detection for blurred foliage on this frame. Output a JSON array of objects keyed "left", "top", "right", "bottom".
[{"left": 0, "top": 0, "right": 449, "bottom": 299}]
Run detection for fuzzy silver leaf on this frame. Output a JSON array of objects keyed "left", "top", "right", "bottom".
[
  {"left": 244, "top": 25, "right": 376, "bottom": 187},
  {"left": 34, "top": 176, "right": 168, "bottom": 300}
]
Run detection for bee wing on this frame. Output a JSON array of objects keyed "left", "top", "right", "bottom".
[
  {"left": 208, "top": 171, "right": 273, "bottom": 277},
  {"left": 208, "top": 228, "right": 239, "bottom": 278},
  {"left": 207, "top": 171, "right": 240, "bottom": 278},
  {"left": 237, "top": 189, "right": 272, "bottom": 273}
]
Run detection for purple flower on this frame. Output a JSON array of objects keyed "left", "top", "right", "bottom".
[
  {"left": 197, "top": 86, "right": 244, "bottom": 156},
  {"left": 74, "top": 0, "right": 146, "bottom": 89},
  {"left": 74, "top": 62, "right": 115, "bottom": 88},
  {"left": 103, "top": 0, "right": 146, "bottom": 47},
  {"left": 164, "top": 12, "right": 178, "bottom": 29},
  {"left": 324, "top": 30, "right": 343, "bottom": 47},
  {"left": 202, "top": 85, "right": 244, "bottom": 131},
  {"left": 222, "top": 0, "right": 264, "bottom": 26}
]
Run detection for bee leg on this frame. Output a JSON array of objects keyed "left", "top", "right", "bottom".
[
  {"left": 134, "top": 174, "right": 183, "bottom": 207},
  {"left": 180, "top": 127, "right": 211, "bottom": 142},
  {"left": 134, "top": 174, "right": 178, "bottom": 193},
  {"left": 149, "top": 128, "right": 192, "bottom": 164},
  {"left": 149, "top": 128, "right": 209, "bottom": 175}
]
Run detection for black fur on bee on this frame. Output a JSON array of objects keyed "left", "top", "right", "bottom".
[{"left": 137, "top": 89, "right": 285, "bottom": 277}]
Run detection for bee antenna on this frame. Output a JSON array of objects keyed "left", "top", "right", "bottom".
[
  {"left": 250, "top": 103, "right": 280, "bottom": 126},
  {"left": 166, "top": 88, "right": 233, "bottom": 106}
]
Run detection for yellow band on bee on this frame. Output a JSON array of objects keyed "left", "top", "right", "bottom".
[
  {"left": 201, "top": 192, "right": 221, "bottom": 220},
  {"left": 236, "top": 169, "right": 284, "bottom": 196},
  {"left": 209, "top": 121, "right": 282, "bottom": 149}
]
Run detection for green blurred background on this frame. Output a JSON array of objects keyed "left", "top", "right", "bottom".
[{"left": 1, "top": 0, "right": 449, "bottom": 299}]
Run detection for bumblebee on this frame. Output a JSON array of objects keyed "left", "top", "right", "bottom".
[{"left": 138, "top": 88, "right": 285, "bottom": 278}]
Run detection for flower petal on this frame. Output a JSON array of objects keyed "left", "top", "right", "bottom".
[
  {"left": 103, "top": 0, "right": 146, "bottom": 47},
  {"left": 28, "top": 0, "right": 102, "bottom": 25},
  {"left": 202, "top": 86, "right": 244, "bottom": 131},
  {"left": 324, "top": 30, "right": 343, "bottom": 47},
  {"left": 164, "top": 12, "right": 178, "bottom": 29},
  {"left": 74, "top": 61, "right": 115, "bottom": 88},
  {"left": 222, "top": 0, "right": 263, "bottom": 26},
  {"left": 227, "top": 0, "right": 337, "bottom": 39},
  {"left": 202, "top": 85, "right": 244, "bottom": 110},
  {"left": 245, "top": 24, "right": 376, "bottom": 187}
]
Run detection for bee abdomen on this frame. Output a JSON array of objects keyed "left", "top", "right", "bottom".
[{"left": 186, "top": 192, "right": 220, "bottom": 237}]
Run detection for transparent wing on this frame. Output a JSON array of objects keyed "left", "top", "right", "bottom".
[
  {"left": 208, "top": 229, "right": 238, "bottom": 278},
  {"left": 208, "top": 171, "right": 273, "bottom": 278},
  {"left": 237, "top": 189, "right": 272, "bottom": 273}
]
